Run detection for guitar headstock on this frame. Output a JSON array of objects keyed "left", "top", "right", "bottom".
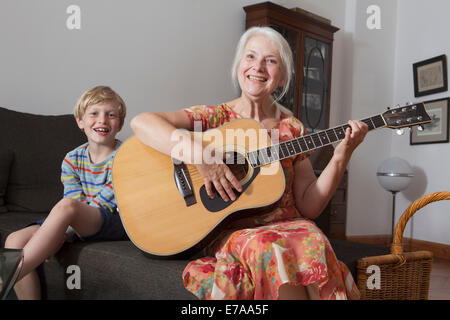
[{"left": 382, "top": 102, "right": 432, "bottom": 129}]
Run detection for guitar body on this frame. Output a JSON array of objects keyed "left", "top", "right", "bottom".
[{"left": 112, "top": 118, "right": 285, "bottom": 257}]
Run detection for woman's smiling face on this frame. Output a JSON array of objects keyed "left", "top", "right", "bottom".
[{"left": 237, "top": 34, "right": 285, "bottom": 101}]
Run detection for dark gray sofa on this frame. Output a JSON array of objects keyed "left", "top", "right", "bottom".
[{"left": 0, "top": 106, "right": 389, "bottom": 299}]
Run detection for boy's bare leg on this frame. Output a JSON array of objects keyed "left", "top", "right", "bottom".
[
  {"left": 278, "top": 283, "right": 309, "bottom": 300},
  {"left": 17, "top": 198, "right": 103, "bottom": 282},
  {"left": 5, "top": 225, "right": 41, "bottom": 299},
  {"left": 278, "top": 282, "right": 321, "bottom": 300}
]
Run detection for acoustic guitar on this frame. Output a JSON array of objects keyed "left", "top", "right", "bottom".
[{"left": 112, "top": 103, "right": 431, "bottom": 258}]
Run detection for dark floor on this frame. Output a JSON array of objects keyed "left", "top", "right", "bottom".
[{"left": 429, "top": 258, "right": 450, "bottom": 300}]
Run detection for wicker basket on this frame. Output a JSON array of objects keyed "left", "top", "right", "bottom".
[{"left": 356, "top": 191, "right": 450, "bottom": 300}]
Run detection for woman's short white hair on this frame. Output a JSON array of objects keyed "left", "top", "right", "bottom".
[{"left": 231, "top": 26, "right": 294, "bottom": 102}]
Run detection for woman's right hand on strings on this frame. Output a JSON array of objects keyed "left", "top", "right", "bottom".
[
  {"left": 195, "top": 163, "right": 242, "bottom": 202},
  {"left": 131, "top": 110, "right": 243, "bottom": 202}
]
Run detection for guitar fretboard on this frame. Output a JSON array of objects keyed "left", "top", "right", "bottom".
[{"left": 247, "top": 114, "right": 386, "bottom": 168}]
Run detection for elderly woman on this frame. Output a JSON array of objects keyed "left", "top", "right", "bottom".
[{"left": 131, "top": 26, "right": 368, "bottom": 300}]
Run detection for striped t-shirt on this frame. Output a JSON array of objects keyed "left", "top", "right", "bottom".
[{"left": 61, "top": 140, "right": 122, "bottom": 213}]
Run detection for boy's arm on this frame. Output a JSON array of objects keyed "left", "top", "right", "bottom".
[
  {"left": 90, "top": 175, "right": 117, "bottom": 212},
  {"left": 61, "top": 155, "right": 87, "bottom": 203}
]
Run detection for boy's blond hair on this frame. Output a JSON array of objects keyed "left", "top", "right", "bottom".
[{"left": 74, "top": 86, "right": 127, "bottom": 127}]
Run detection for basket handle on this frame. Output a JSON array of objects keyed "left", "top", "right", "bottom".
[{"left": 391, "top": 191, "right": 450, "bottom": 255}]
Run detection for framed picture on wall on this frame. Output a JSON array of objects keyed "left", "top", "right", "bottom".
[
  {"left": 410, "top": 97, "right": 449, "bottom": 145},
  {"left": 413, "top": 55, "right": 448, "bottom": 97}
]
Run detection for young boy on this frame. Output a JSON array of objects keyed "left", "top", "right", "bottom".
[{"left": 4, "top": 86, "right": 127, "bottom": 299}]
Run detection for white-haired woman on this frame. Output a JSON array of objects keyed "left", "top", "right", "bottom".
[{"left": 131, "top": 26, "right": 367, "bottom": 300}]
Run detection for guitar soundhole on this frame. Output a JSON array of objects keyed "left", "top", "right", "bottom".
[{"left": 224, "top": 152, "right": 249, "bottom": 182}]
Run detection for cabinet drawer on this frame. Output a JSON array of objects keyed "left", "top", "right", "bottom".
[
  {"left": 332, "top": 189, "right": 346, "bottom": 204},
  {"left": 338, "top": 175, "right": 348, "bottom": 189},
  {"left": 330, "top": 204, "right": 346, "bottom": 223},
  {"left": 329, "top": 223, "right": 346, "bottom": 240}
]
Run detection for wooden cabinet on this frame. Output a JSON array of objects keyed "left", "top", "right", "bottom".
[
  {"left": 244, "top": 1, "right": 339, "bottom": 134},
  {"left": 313, "top": 170, "right": 348, "bottom": 240},
  {"left": 328, "top": 171, "right": 348, "bottom": 239},
  {"left": 245, "top": 2, "right": 345, "bottom": 239}
]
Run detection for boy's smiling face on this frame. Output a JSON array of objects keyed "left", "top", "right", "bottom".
[{"left": 76, "top": 101, "right": 122, "bottom": 147}]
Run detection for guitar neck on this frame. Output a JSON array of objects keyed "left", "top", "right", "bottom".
[{"left": 247, "top": 113, "right": 386, "bottom": 168}]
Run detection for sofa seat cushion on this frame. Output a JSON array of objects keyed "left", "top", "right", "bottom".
[
  {"left": 0, "top": 211, "right": 47, "bottom": 244},
  {"left": 45, "top": 239, "right": 387, "bottom": 299},
  {"left": 0, "top": 212, "right": 196, "bottom": 300},
  {"left": 0, "top": 214, "right": 388, "bottom": 299},
  {"left": 41, "top": 240, "right": 196, "bottom": 300}
]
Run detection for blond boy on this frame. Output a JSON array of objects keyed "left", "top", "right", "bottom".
[{"left": 5, "top": 86, "right": 127, "bottom": 299}]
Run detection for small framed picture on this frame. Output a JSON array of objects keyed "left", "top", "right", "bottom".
[
  {"left": 413, "top": 55, "right": 448, "bottom": 97},
  {"left": 410, "top": 97, "right": 449, "bottom": 145}
]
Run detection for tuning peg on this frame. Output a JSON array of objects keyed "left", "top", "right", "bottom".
[{"left": 396, "top": 128, "right": 405, "bottom": 135}]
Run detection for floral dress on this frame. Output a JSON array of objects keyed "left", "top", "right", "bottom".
[{"left": 182, "top": 103, "right": 360, "bottom": 300}]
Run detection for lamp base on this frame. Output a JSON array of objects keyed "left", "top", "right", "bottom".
[{"left": 390, "top": 191, "right": 398, "bottom": 243}]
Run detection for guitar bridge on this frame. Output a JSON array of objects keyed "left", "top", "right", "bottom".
[{"left": 173, "top": 160, "right": 196, "bottom": 207}]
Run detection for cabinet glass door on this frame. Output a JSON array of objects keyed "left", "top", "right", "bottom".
[
  {"left": 301, "top": 36, "right": 330, "bottom": 133},
  {"left": 270, "top": 25, "right": 298, "bottom": 114}
]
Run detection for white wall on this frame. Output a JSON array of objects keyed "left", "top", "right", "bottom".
[
  {"left": 392, "top": 0, "right": 450, "bottom": 244},
  {"left": 285, "top": 1, "right": 450, "bottom": 246},
  {"left": 344, "top": 0, "right": 450, "bottom": 245},
  {"left": 283, "top": 1, "right": 408, "bottom": 240},
  {"left": 344, "top": 0, "right": 400, "bottom": 238}
]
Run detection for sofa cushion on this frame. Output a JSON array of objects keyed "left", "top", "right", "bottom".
[
  {"left": 0, "top": 150, "right": 13, "bottom": 213},
  {"left": 0, "top": 211, "right": 196, "bottom": 300},
  {"left": 0, "top": 107, "right": 86, "bottom": 213},
  {"left": 40, "top": 241, "right": 197, "bottom": 300},
  {"left": 0, "top": 211, "right": 47, "bottom": 245},
  {"left": 0, "top": 212, "right": 388, "bottom": 299}
]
